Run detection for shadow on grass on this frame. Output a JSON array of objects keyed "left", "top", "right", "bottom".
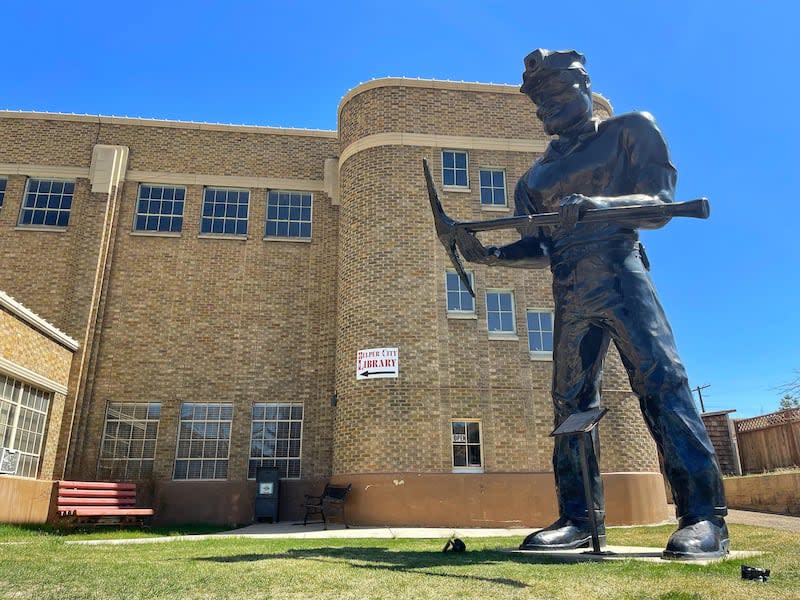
[{"left": 197, "top": 546, "right": 565, "bottom": 588}]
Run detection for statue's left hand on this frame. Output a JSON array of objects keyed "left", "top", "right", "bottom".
[{"left": 559, "top": 193, "right": 605, "bottom": 229}]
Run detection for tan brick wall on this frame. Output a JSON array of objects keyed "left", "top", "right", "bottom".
[
  {"left": 334, "top": 81, "right": 660, "bottom": 477},
  {"left": 0, "top": 306, "right": 74, "bottom": 479}
]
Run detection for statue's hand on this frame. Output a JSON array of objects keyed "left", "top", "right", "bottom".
[
  {"left": 455, "top": 230, "right": 494, "bottom": 264},
  {"left": 559, "top": 194, "right": 605, "bottom": 229}
]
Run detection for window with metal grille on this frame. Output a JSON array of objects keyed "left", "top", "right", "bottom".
[
  {"left": 451, "top": 420, "right": 482, "bottom": 470},
  {"left": 200, "top": 187, "right": 249, "bottom": 236},
  {"left": 18, "top": 179, "right": 74, "bottom": 228},
  {"left": 442, "top": 150, "right": 468, "bottom": 187},
  {"left": 0, "top": 375, "right": 51, "bottom": 478},
  {"left": 174, "top": 403, "right": 232, "bottom": 480},
  {"left": 479, "top": 169, "right": 506, "bottom": 206},
  {"left": 249, "top": 402, "right": 303, "bottom": 479},
  {"left": 134, "top": 185, "right": 185, "bottom": 233},
  {"left": 97, "top": 402, "right": 161, "bottom": 480},
  {"left": 265, "top": 191, "right": 312, "bottom": 239}
]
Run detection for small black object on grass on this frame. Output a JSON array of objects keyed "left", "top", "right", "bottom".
[
  {"left": 442, "top": 538, "right": 466, "bottom": 552},
  {"left": 741, "top": 565, "right": 770, "bottom": 582}
]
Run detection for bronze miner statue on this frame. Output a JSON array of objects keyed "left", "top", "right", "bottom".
[{"left": 437, "top": 49, "right": 728, "bottom": 560}]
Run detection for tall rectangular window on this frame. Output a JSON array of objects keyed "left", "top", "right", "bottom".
[
  {"left": 200, "top": 188, "right": 249, "bottom": 236},
  {"left": 174, "top": 403, "right": 232, "bottom": 480},
  {"left": 527, "top": 310, "right": 554, "bottom": 359},
  {"left": 265, "top": 191, "right": 312, "bottom": 239},
  {"left": 451, "top": 420, "right": 482, "bottom": 470},
  {"left": 249, "top": 402, "right": 303, "bottom": 479},
  {"left": 0, "top": 177, "right": 7, "bottom": 211},
  {"left": 0, "top": 375, "right": 51, "bottom": 478},
  {"left": 479, "top": 169, "right": 506, "bottom": 206},
  {"left": 97, "top": 402, "right": 161, "bottom": 480},
  {"left": 486, "top": 290, "right": 515, "bottom": 335},
  {"left": 442, "top": 150, "right": 468, "bottom": 187},
  {"left": 134, "top": 185, "right": 185, "bottom": 233},
  {"left": 18, "top": 179, "right": 74, "bottom": 228},
  {"left": 445, "top": 271, "right": 474, "bottom": 315}
]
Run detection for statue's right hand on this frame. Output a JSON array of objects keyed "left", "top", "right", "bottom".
[{"left": 455, "top": 230, "right": 491, "bottom": 264}]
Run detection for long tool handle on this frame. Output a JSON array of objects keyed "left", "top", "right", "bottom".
[{"left": 456, "top": 198, "right": 710, "bottom": 233}]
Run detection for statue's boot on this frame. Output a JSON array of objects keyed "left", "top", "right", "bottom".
[
  {"left": 519, "top": 516, "right": 605, "bottom": 550},
  {"left": 662, "top": 516, "right": 729, "bottom": 560}
]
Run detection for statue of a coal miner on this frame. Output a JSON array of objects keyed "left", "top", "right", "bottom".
[{"left": 440, "top": 49, "right": 728, "bottom": 560}]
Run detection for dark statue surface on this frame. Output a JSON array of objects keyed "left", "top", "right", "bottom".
[{"left": 430, "top": 49, "right": 728, "bottom": 560}]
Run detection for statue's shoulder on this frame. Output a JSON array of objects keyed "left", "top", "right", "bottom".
[{"left": 599, "top": 111, "right": 665, "bottom": 144}]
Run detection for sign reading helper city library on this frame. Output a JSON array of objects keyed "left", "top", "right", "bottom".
[{"left": 356, "top": 347, "right": 399, "bottom": 380}]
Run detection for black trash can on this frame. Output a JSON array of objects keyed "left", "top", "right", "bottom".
[{"left": 255, "top": 466, "right": 280, "bottom": 522}]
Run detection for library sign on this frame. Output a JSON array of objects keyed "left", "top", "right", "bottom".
[{"left": 356, "top": 347, "right": 399, "bottom": 380}]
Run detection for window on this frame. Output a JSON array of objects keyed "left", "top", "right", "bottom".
[
  {"left": 527, "top": 310, "right": 554, "bottom": 359},
  {"left": 0, "top": 375, "right": 51, "bottom": 478},
  {"left": 249, "top": 402, "right": 303, "bottom": 479},
  {"left": 200, "top": 188, "right": 249, "bottom": 236},
  {"left": 479, "top": 169, "right": 506, "bottom": 206},
  {"left": 0, "top": 177, "right": 7, "bottom": 210},
  {"left": 442, "top": 150, "right": 468, "bottom": 187},
  {"left": 174, "top": 403, "right": 232, "bottom": 480},
  {"left": 18, "top": 179, "right": 74, "bottom": 228},
  {"left": 451, "top": 420, "right": 482, "bottom": 471},
  {"left": 97, "top": 402, "right": 161, "bottom": 480},
  {"left": 265, "top": 191, "right": 312, "bottom": 239},
  {"left": 445, "top": 271, "right": 474, "bottom": 315},
  {"left": 486, "top": 290, "right": 515, "bottom": 335},
  {"left": 134, "top": 185, "right": 185, "bottom": 233}
]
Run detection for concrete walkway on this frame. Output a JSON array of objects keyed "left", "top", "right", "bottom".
[{"left": 64, "top": 508, "right": 800, "bottom": 546}]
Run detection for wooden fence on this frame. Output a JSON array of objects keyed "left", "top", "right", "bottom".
[{"left": 734, "top": 408, "right": 800, "bottom": 474}]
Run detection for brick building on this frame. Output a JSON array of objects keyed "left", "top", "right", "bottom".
[{"left": 0, "top": 78, "right": 670, "bottom": 526}]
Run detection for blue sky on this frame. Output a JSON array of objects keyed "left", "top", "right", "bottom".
[{"left": 3, "top": 1, "right": 797, "bottom": 417}]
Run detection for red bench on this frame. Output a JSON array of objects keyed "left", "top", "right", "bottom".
[{"left": 57, "top": 480, "right": 154, "bottom": 526}]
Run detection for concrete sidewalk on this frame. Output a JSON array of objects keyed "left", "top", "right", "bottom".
[
  {"left": 64, "top": 508, "right": 799, "bottom": 546},
  {"left": 215, "top": 508, "right": 800, "bottom": 539}
]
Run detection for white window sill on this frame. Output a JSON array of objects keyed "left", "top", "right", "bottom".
[
  {"left": 263, "top": 236, "right": 312, "bottom": 243},
  {"left": 197, "top": 233, "right": 249, "bottom": 241},
  {"left": 447, "top": 312, "right": 477, "bottom": 320},
  {"left": 14, "top": 226, "right": 67, "bottom": 233},
  {"left": 488, "top": 332, "right": 518, "bottom": 341},
  {"left": 131, "top": 231, "right": 182, "bottom": 238},
  {"left": 452, "top": 467, "right": 484, "bottom": 474},
  {"left": 442, "top": 186, "right": 471, "bottom": 193},
  {"left": 530, "top": 351, "right": 554, "bottom": 362},
  {"left": 480, "top": 205, "right": 510, "bottom": 212}
]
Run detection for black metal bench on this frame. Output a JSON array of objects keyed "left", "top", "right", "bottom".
[{"left": 302, "top": 483, "right": 351, "bottom": 529}]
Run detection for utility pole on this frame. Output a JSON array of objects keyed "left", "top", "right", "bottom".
[{"left": 692, "top": 384, "right": 711, "bottom": 413}]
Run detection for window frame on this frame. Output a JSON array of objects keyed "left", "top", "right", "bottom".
[
  {"left": 485, "top": 289, "right": 517, "bottom": 338},
  {"left": 199, "top": 187, "right": 250, "bottom": 238},
  {"left": 527, "top": 309, "right": 555, "bottom": 361},
  {"left": 479, "top": 168, "right": 507, "bottom": 208},
  {"left": 97, "top": 402, "right": 161, "bottom": 480},
  {"left": 0, "top": 177, "right": 7, "bottom": 212},
  {"left": 133, "top": 184, "right": 186, "bottom": 235},
  {"left": 0, "top": 375, "right": 52, "bottom": 479},
  {"left": 248, "top": 402, "right": 304, "bottom": 480},
  {"left": 264, "top": 190, "right": 313, "bottom": 241},
  {"left": 17, "top": 178, "right": 75, "bottom": 229},
  {"left": 173, "top": 402, "right": 233, "bottom": 481},
  {"left": 441, "top": 150, "right": 469, "bottom": 189},
  {"left": 445, "top": 270, "right": 476, "bottom": 318},
  {"left": 450, "top": 419, "right": 483, "bottom": 473}
]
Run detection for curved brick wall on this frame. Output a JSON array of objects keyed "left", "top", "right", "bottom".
[{"left": 334, "top": 80, "right": 660, "bottom": 484}]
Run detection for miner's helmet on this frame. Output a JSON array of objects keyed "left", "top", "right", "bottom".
[{"left": 520, "top": 49, "right": 588, "bottom": 98}]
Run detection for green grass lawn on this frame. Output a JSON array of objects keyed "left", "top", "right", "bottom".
[{"left": 0, "top": 523, "right": 797, "bottom": 599}]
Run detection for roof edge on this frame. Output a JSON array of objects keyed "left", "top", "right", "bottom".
[{"left": 0, "top": 291, "right": 79, "bottom": 351}]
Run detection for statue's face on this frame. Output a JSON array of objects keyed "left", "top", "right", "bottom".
[{"left": 530, "top": 70, "right": 592, "bottom": 136}]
